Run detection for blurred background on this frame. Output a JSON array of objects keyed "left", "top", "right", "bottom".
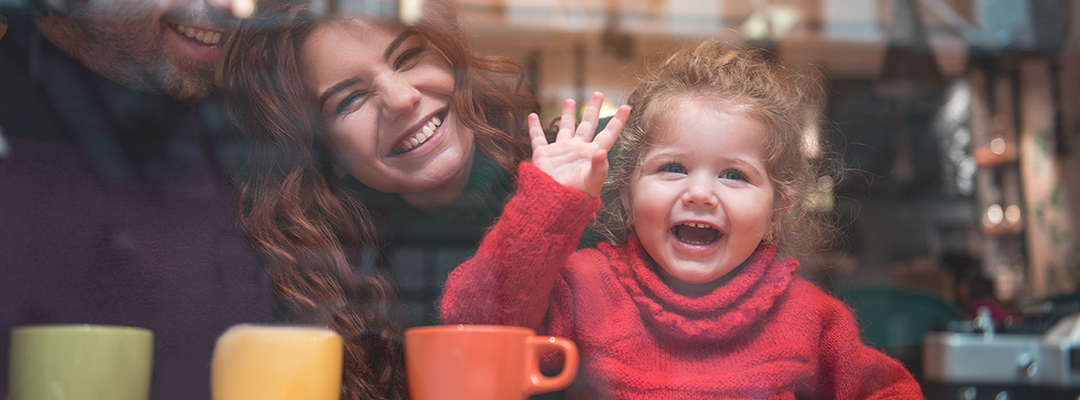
[{"left": 376, "top": 0, "right": 1080, "bottom": 386}]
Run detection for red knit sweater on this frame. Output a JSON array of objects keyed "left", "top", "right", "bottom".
[{"left": 441, "top": 163, "right": 924, "bottom": 399}]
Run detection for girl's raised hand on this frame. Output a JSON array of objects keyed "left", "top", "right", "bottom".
[{"left": 529, "top": 91, "right": 630, "bottom": 198}]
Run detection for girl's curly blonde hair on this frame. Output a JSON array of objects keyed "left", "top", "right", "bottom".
[{"left": 595, "top": 40, "right": 839, "bottom": 257}]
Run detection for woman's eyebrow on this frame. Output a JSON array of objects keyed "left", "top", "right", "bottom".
[
  {"left": 317, "top": 31, "right": 420, "bottom": 109},
  {"left": 319, "top": 78, "right": 360, "bottom": 109},
  {"left": 384, "top": 31, "right": 419, "bottom": 61}
]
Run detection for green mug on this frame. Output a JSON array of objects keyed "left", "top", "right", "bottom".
[{"left": 8, "top": 325, "right": 153, "bottom": 400}]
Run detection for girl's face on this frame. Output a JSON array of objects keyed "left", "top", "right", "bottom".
[
  {"left": 300, "top": 18, "right": 475, "bottom": 202},
  {"left": 628, "top": 97, "right": 776, "bottom": 285}
]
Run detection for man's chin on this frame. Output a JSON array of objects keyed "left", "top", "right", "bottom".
[
  {"left": 157, "top": 62, "right": 217, "bottom": 102},
  {"left": 164, "top": 79, "right": 214, "bottom": 102}
]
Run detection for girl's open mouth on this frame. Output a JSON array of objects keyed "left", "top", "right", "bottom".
[{"left": 672, "top": 222, "right": 720, "bottom": 245}]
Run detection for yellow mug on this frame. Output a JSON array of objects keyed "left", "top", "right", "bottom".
[{"left": 210, "top": 324, "right": 343, "bottom": 400}]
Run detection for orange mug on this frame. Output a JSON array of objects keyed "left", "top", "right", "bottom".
[{"left": 405, "top": 325, "right": 579, "bottom": 400}]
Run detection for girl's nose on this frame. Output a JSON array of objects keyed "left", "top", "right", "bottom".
[
  {"left": 681, "top": 183, "right": 718, "bottom": 208},
  {"left": 377, "top": 74, "right": 422, "bottom": 122}
]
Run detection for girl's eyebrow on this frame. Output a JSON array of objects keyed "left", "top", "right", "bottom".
[{"left": 316, "top": 31, "right": 420, "bottom": 108}]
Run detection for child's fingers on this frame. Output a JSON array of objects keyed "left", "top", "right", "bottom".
[
  {"left": 575, "top": 91, "right": 604, "bottom": 140},
  {"left": 527, "top": 113, "right": 548, "bottom": 151},
  {"left": 555, "top": 98, "right": 576, "bottom": 142},
  {"left": 584, "top": 148, "right": 610, "bottom": 197},
  {"left": 593, "top": 105, "right": 630, "bottom": 152}
]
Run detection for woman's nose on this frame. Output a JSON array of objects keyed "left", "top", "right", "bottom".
[
  {"left": 203, "top": 0, "right": 245, "bottom": 18},
  {"left": 681, "top": 183, "right": 718, "bottom": 208},
  {"left": 377, "top": 74, "right": 422, "bottom": 122}
]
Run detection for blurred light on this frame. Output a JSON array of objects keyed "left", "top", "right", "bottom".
[
  {"left": 1005, "top": 205, "right": 1021, "bottom": 224},
  {"left": 807, "top": 175, "right": 835, "bottom": 212},
  {"left": 942, "top": 81, "right": 971, "bottom": 126},
  {"left": 578, "top": 99, "right": 620, "bottom": 119},
  {"left": 817, "top": 175, "right": 834, "bottom": 192},
  {"left": 990, "top": 137, "right": 1006, "bottom": 155},
  {"left": 957, "top": 156, "right": 976, "bottom": 196},
  {"left": 232, "top": 0, "right": 255, "bottom": 19},
  {"left": 803, "top": 125, "right": 821, "bottom": 159},
  {"left": 400, "top": 0, "right": 423, "bottom": 25},
  {"left": 599, "top": 101, "right": 619, "bottom": 119},
  {"left": 741, "top": 12, "right": 769, "bottom": 40},
  {"left": 769, "top": 5, "right": 800, "bottom": 37},
  {"left": 986, "top": 203, "right": 1004, "bottom": 225}
]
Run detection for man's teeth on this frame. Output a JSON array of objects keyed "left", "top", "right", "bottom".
[
  {"left": 399, "top": 115, "right": 442, "bottom": 152},
  {"left": 175, "top": 24, "right": 223, "bottom": 45}
]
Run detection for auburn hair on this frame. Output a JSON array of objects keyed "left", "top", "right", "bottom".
[
  {"left": 222, "top": 0, "right": 537, "bottom": 398},
  {"left": 596, "top": 40, "right": 837, "bottom": 257}
]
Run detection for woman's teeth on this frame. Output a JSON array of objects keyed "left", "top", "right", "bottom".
[
  {"left": 174, "top": 24, "right": 223, "bottom": 45},
  {"left": 398, "top": 115, "right": 442, "bottom": 153}
]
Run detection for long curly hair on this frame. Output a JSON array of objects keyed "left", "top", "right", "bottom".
[
  {"left": 221, "top": 0, "right": 537, "bottom": 398},
  {"left": 596, "top": 40, "right": 837, "bottom": 257}
]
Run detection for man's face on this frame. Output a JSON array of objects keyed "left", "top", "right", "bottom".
[{"left": 41, "top": 0, "right": 239, "bottom": 101}]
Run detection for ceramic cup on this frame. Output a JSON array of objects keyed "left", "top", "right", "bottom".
[
  {"left": 8, "top": 324, "right": 154, "bottom": 400},
  {"left": 210, "top": 324, "right": 343, "bottom": 400},
  {"left": 405, "top": 325, "right": 579, "bottom": 400}
]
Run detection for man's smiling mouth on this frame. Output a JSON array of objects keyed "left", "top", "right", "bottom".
[
  {"left": 672, "top": 222, "right": 720, "bottom": 245},
  {"left": 393, "top": 112, "right": 445, "bottom": 154},
  {"left": 172, "top": 24, "right": 224, "bottom": 45}
]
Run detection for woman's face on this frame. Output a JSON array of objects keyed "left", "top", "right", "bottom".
[{"left": 300, "top": 18, "right": 475, "bottom": 200}]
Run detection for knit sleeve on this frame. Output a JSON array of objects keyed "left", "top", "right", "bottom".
[
  {"left": 439, "top": 162, "right": 600, "bottom": 331},
  {"left": 814, "top": 289, "right": 925, "bottom": 400}
]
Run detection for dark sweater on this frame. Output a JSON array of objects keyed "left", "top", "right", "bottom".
[{"left": 0, "top": 15, "right": 273, "bottom": 399}]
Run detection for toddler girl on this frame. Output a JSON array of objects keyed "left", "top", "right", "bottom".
[{"left": 441, "top": 41, "right": 923, "bottom": 399}]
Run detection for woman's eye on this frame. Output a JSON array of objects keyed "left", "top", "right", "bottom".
[
  {"left": 720, "top": 170, "right": 747, "bottom": 181},
  {"left": 334, "top": 90, "right": 368, "bottom": 116},
  {"left": 659, "top": 163, "right": 686, "bottom": 174},
  {"left": 394, "top": 45, "right": 426, "bottom": 70}
]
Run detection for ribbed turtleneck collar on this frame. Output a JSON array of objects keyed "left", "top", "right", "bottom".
[{"left": 602, "top": 236, "right": 799, "bottom": 342}]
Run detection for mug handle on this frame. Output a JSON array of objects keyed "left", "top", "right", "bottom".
[{"left": 524, "top": 336, "right": 579, "bottom": 395}]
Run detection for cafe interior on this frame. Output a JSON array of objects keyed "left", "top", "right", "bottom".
[
  {"left": 373, "top": 0, "right": 1080, "bottom": 397},
  {"left": 2, "top": 0, "right": 1078, "bottom": 398}
]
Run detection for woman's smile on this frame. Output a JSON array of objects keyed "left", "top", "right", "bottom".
[{"left": 390, "top": 110, "right": 446, "bottom": 155}]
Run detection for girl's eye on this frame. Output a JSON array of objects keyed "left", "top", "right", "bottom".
[
  {"left": 334, "top": 90, "right": 368, "bottom": 116},
  {"left": 720, "top": 170, "right": 747, "bottom": 181},
  {"left": 393, "top": 45, "right": 426, "bottom": 70},
  {"left": 659, "top": 163, "right": 686, "bottom": 174}
]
